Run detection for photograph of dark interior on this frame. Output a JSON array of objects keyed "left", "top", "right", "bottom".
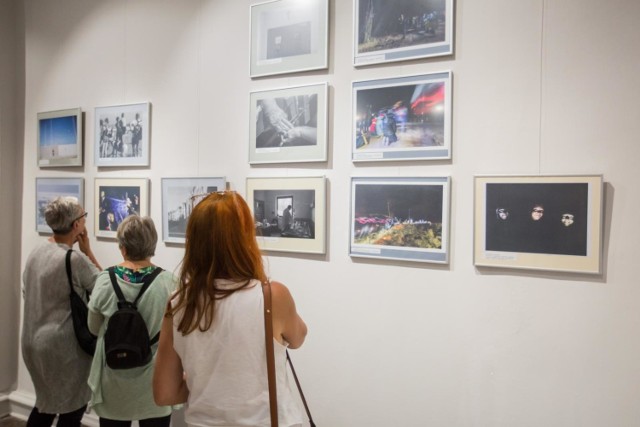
[
  {"left": 256, "top": 94, "right": 318, "bottom": 148},
  {"left": 485, "top": 183, "right": 589, "bottom": 256},
  {"left": 353, "top": 183, "right": 443, "bottom": 249},
  {"left": 166, "top": 185, "right": 218, "bottom": 240},
  {"left": 98, "top": 185, "right": 141, "bottom": 232},
  {"left": 267, "top": 21, "right": 311, "bottom": 59},
  {"left": 253, "top": 189, "right": 315, "bottom": 239},
  {"left": 355, "top": 81, "right": 445, "bottom": 150},
  {"left": 357, "top": 0, "right": 447, "bottom": 54}
]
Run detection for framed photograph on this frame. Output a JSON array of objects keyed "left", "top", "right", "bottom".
[
  {"left": 353, "top": 71, "right": 452, "bottom": 162},
  {"left": 37, "top": 108, "right": 83, "bottom": 167},
  {"left": 94, "top": 178, "right": 149, "bottom": 238},
  {"left": 350, "top": 176, "right": 450, "bottom": 263},
  {"left": 250, "top": 0, "right": 328, "bottom": 78},
  {"left": 94, "top": 102, "right": 150, "bottom": 167},
  {"left": 246, "top": 176, "right": 326, "bottom": 254},
  {"left": 161, "top": 177, "right": 227, "bottom": 244},
  {"left": 353, "top": 0, "right": 454, "bottom": 66},
  {"left": 473, "top": 175, "right": 604, "bottom": 274},
  {"left": 249, "top": 83, "right": 328, "bottom": 164},
  {"left": 35, "top": 178, "right": 84, "bottom": 233}
]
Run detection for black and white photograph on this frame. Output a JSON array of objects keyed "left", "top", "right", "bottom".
[
  {"left": 353, "top": 72, "right": 451, "bottom": 161},
  {"left": 161, "top": 177, "right": 226, "bottom": 244},
  {"left": 37, "top": 108, "right": 83, "bottom": 167},
  {"left": 354, "top": 0, "right": 453, "bottom": 66},
  {"left": 94, "top": 178, "right": 148, "bottom": 238},
  {"left": 250, "top": 83, "right": 328, "bottom": 164},
  {"left": 350, "top": 177, "right": 450, "bottom": 263},
  {"left": 35, "top": 178, "right": 84, "bottom": 233},
  {"left": 246, "top": 176, "right": 326, "bottom": 254},
  {"left": 250, "top": 0, "right": 328, "bottom": 77},
  {"left": 474, "top": 175, "right": 604, "bottom": 274},
  {"left": 94, "top": 102, "right": 150, "bottom": 167}
]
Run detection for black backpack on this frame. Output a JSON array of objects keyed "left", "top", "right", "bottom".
[
  {"left": 65, "top": 250, "right": 97, "bottom": 356},
  {"left": 104, "top": 266, "right": 163, "bottom": 369}
]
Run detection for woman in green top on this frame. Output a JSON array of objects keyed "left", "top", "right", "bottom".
[{"left": 88, "top": 215, "right": 175, "bottom": 427}]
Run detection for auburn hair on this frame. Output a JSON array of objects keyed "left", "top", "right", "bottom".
[{"left": 169, "top": 192, "right": 267, "bottom": 334}]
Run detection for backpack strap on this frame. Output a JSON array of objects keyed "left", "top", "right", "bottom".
[{"left": 107, "top": 266, "right": 164, "bottom": 307}]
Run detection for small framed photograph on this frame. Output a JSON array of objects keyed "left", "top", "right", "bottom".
[
  {"left": 473, "top": 175, "right": 604, "bottom": 274},
  {"left": 350, "top": 176, "right": 450, "bottom": 263},
  {"left": 94, "top": 178, "right": 149, "bottom": 238},
  {"left": 35, "top": 177, "right": 84, "bottom": 233},
  {"left": 94, "top": 102, "right": 150, "bottom": 167},
  {"left": 37, "top": 108, "right": 83, "bottom": 167},
  {"left": 246, "top": 176, "right": 326, "bottom": 254},
  {"left": 353, "top": 0, "right": 454, "bottom": 66},
  {"left": 161, "top": 177, "right": 227, "bottom": 244},
  {"left": 250, "top": 0, "right": 329, "bottom": 78},
  {"left": 352, "top": 71, "right": 452, "bottom": 162},
  {"left": 249, "top": 83, "right": 328, "bottom": 164}
]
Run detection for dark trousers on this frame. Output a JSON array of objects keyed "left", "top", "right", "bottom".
[
  {"left": 27, "top": 405, "right": 87, "bottom": 427},
  {"left": 99, "top": 414, "right": 171, "bottom": 427}
]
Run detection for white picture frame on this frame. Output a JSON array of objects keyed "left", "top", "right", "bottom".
[
  {"left": 249, "top": 82, "right": 328, "bottom": 164},
  {"left": 37, "top": 108, "right": 83, "bottom": 168},
  {"left": 246, "top": 176, "right": 326, "bottom": 254},
  {"left": 353, "top": 0, "right": 454, "bottom": 66},
  {"left": 352, "top": 71, "right": 452, "bottom": 162},
  {"left": 250, "top": 0, "right": 329, "bottom": 78},
  {"left": 94, "top": 102, "right": 151, "bottom": 167},
  {"left": 349, "top": 176, "right": 450, "bottom": 263},
  {"left": 95, "top": 178, "right": 149, "bottom": 238}
]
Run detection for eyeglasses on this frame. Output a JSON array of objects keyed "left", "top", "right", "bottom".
[
  {"left": 74, "top": 212, "right": 88, "bottom": 221},
  {"left": 532, "top": 208, "right": 544, "bottom": 213}
]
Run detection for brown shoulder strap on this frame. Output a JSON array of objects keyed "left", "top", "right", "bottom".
[{"left": 262, "top": 281, "right": 278, "bottom": 427}]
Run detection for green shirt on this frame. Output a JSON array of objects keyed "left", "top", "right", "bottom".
[{"left": 87, "top": 266, "right": 176, "bottom": 420}]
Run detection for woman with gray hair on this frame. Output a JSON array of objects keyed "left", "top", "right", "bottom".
[
  {"left": 22, "top": 196, "right": 102, "bottom": 427},
  {"left": 87, "top": 215, "right": 175, "bottom": 427}
]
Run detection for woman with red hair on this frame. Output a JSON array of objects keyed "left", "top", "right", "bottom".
[{"left": 153, "top": 191, "right": 307, "bottom": 426}]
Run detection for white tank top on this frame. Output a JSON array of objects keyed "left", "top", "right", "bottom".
[{"left": 172, "top": 279, "right": 303, "bottom": 427}]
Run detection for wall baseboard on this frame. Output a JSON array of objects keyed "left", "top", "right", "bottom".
[{"left": 7, "top": 391, "right": 99, "bottom": 426}]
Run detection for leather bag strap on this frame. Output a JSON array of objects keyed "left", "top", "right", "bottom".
[
  {"left": 261, "top": 281, "right": 278, "bottom": 427},
  {"left": 65, "top": 249, "right": 74, "bottom": 294}
]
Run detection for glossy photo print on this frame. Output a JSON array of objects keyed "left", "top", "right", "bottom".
[
  {"left": 353, "top": 72, "right": 451, "bottom": 162},
  {"left": 474, "top": 175, "right": 604, "bottom": 274},
  {"left": 354, "top": 0, "right": 453, "bottom": 66},
  {"left": 37, "top": 108, "right": 83, "bottom": 167},
  {"left": 161, "top": 177, "right": 226, "bottom": 244},
  {"left": 95, "top": 178, "right": 148, "bottom": 238},
  {"left": 350, "top": 176, "right": 450, "bottom": 263}
]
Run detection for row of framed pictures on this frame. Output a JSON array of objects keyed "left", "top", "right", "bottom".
[
  {"left": 35, "top": 174, "right": 603, "bottom": 274},
  {"left": 37, "top": 102, "right": 151, "bottom": 168},
  {"left": 249, "top": 0, "right": 454, "bottom": 77},
  {"left": 250, "top": 70, "right": 452, "bottom": 164}
]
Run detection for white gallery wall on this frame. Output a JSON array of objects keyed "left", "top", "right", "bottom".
[{"left": 7, "top": 0, "right": 640, "bottom": 425}]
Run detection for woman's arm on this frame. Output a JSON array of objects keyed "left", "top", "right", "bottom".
[
  {"left": 270, "top": 280, "right": 307, "bottom": 349},
  {"left": 87, "top": 309, "right": 104, "bottom": 336},
  {"left": 153, "top": 314, "right": 189, "bottom": 405}
]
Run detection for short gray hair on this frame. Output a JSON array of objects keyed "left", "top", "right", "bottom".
[
  {"left": 116, "top": 215, "right": 157, "bottom": 261},
  {"left": 45, "top": 197, "right": 83, "bottom": 234}
]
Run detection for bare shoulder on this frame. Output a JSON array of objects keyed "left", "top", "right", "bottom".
[{"left": 268, "top": 280, "right": 293, "bottom": 300}]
